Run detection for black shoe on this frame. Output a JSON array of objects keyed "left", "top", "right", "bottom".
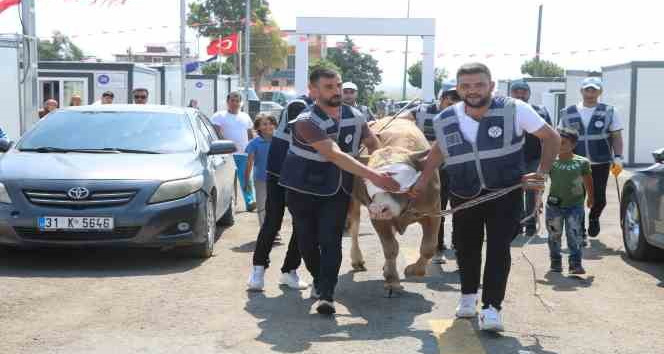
[
  {"left": 588, "top": 218, "right": 600, "bottom": 237},
  {"left": 569, "top": 265, "right": 586, "bottom": 275},
  {"left": 316, "top": 300, "right": 336, "bottom": 315},
  {"left": 525, "top": 225, "right": 537, "bottom": 237},
  {"left": 550, "top": 259, "right": 563, "bottom": 273}
]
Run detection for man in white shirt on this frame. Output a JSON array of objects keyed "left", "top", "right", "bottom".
[
  {"left": 559, "top": 77, "right": 624, "bottom": 239},
  {"left": 411, "top": 62, "right": 560, "bottom": 332},
  {"left": 211, "top": 91, "right": 256, "bottom": 211}
]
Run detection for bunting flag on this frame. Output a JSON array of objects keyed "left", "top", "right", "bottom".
[
  {"left": 0, "top": 0, "right": 20, "bottom": 14},
  {"left": 207, "top": 33, "right": 239, "bottom": 56}
]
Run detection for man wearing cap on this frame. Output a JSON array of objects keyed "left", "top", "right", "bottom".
[
  {"left": 510, "top": 80, "right": 553, "bottom": 237},
  {"left": 559, "top": 77, "right": 624, "bottom": 239},
  {"left": 399, "top": 87, "right": 461, "bottom": 263},
  {"left": 342, "top": 82, "right": 375, "bottom": 121}
]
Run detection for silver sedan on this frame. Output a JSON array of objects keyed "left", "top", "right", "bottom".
[{"left": 621, "top": 148, "right": 664, "bottom": 260}]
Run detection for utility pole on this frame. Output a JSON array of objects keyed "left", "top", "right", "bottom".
[
  {"left": 401, "top": 0, "right": 411, "bottom": 101},
  {"left": 243, "top": 0, "right": 251, "bottom": 113},
  {"left": 21, "top": 0, "right": 39, "bottom": 133},
  {"left": 535, "top": 4, "right": 543, "bottom": 62},
  {"left": 180, "top": 0, "right": 187, "bottom": 106}
]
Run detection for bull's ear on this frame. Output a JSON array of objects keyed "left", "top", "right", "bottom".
[
  {"left": 357, "top": 155, "right": 370, "bottom": 165},
  {"left": 408, "top": 149, "right": 430, "bottom": 171}
]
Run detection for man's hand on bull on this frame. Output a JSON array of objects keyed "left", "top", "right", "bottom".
[
  {"left": 407, "top": 177, "right": 427, "bottom": 199},
  {"left": 369, "top": 170, "right": 401, "bottom": 193},
  {"left": 521, "top": 172, "right": 547, "bottom": 191}
]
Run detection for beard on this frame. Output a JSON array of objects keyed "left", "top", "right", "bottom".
[
  {"left": 323, "top": 95, "right": 342, "bottom": 107},
  {"left": 463, "top": 94, "right": 491, "bottom": 108}
]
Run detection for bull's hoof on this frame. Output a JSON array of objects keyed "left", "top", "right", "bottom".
[
  {"left": 351, "top": 261, "right": 367, "bottom": 272},
  {"left": 383, "top": 283, "right": 404, "bottom": 298},
  {"left": 404, "top": 263, "right": 426, "bottom": 277}
]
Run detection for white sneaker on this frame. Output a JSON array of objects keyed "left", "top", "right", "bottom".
[
  {"left": 247, "top": 265, "right": 265, "bottom": 291},
  {"left": 278, "top": 270, "right": 309, "bottom": 290},
  {"left": 455, "top": 293, "right": 478, "bottom": 318},
  {"left": 479, "top": 305, "right": 504, "bottom": 332},
  {"left": 315, "top": 300, "right": 336, "bottom": 315},
  {"left": 310, "top": 285, "right": 320, "bottom": 299},
  {"left": 432, "top": 250, "right": 447, "bottom": 264}
]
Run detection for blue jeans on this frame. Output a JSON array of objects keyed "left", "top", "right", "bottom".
[
  {"left": 545, "top": 204, "right": 584, "bottom": 267},
  {"left": 233, "top": 154, "right": 255, "bottom": 208}
]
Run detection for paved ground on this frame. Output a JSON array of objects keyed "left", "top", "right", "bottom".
[{"left": 1, "top": 170, "right": 663, "bottom": 354}]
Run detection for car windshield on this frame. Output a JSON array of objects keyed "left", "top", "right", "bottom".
[{"left": 18, "top": 110, "right": 196, "bottom": 154}]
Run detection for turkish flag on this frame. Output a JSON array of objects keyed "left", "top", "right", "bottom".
[
  {"left": 0, "top": 0, "right": 20, "bottom": 14},
  {"left": 207, "top": 33, "right": 239, "bottom": 56}
]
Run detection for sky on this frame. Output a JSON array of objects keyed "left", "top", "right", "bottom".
[{"left": 2, "top": 0, "right": 664, "bottom": 97}]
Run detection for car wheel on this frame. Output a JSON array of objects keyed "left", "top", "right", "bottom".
[
  {"left": 187, "top": 196, "right": 216, "bottom": 259},
  {"left": 622, "top": 190, "right": 657, "bottom": 260},
  {"left": 218, "top": 197, "right": 235, "bottom": 227}
]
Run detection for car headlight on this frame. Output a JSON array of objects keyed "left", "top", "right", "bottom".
[
  {"left": 0, "top": 182, "right": 12, "bottom": 204},
  {"left": 148, "top": 175, "right": 204, "bottom": 204}
]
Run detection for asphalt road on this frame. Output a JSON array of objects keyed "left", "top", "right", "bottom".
[{"left": 1, "top": 171, "right": 663, "bottom": 354}]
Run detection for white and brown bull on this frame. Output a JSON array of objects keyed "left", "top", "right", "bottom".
[{"left": 347, "top": 117, "right": 441, "bottom": 295}]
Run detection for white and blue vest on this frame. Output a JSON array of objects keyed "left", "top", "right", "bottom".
[
  {"left": 414, "top": 103, "right": 441, "bottom": 142},
  {"left": 559, "top": 103, "right": 614, "bottom": 164},
  {"left": 279, "top": 104, "right": 365, "bottom": 196},
  {"left": 434, "top": 97, "right": 525, "bottom": 199},
  {"left": 266, "top": 96, "right": 313, "bottom": 177}
]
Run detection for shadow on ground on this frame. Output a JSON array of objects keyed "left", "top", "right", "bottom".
[
  {"left": 620, "top": 253, "right": 664, "bottom": 287},
  {"left": 0, "top": 227, "right": 233, "bottom": 278},
  {"left": 536, "top": 271, "right": 595, "bottom": 292},
  {"left": 244, "top": 271, "right": 440, "bottom": 353}
]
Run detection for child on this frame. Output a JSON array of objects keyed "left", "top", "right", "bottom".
[
  {"left": 546, "top": 127, "right": 594, "bottom": 275},
  {"left": 245, "top": 114, "right": 277, "bottom": 226}
]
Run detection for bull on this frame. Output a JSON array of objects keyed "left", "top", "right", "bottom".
[{"left": 346, "top": 116, "right": 442, "bottom": 295}]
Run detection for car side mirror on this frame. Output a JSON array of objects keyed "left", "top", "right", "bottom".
[
  {"left": 653, "top": 148, "right": 664, "bottom": 164},
  {"left": 208, "top": 140, "right": 236, "bottom": 155},
  {"left": 0, "top": 139, "right": 13, "bottom": 153}
]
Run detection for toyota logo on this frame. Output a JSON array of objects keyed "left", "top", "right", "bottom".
[{"left": 67, "top": 187, "right": 90, "bottom": 200}]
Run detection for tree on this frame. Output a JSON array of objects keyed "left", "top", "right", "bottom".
[
  {"left": 39, "top": 31, "right": 84, "bottom": 61},
  {"left": 309, "top": 57, "right": 341, "bottom": 73},
  {"left": 327, "top": 37, "right": 382, "bottom": 105},
  {"left": 249, "top": 20, "right": 287, "bottom": 93},
  {"left": 188, "top": 0, "right": 270, "bottom": 38},
  {"left": 520, "top": 58, "right": 564, "bottom": 77},
  {"left": 407, "top": 60, "right": 448, "bottom": 98},
  {"left": 188, "top": 1, "right": 286, "bottom": 93},
  {"left": 201, "top": 61, "right": 234, "bottom": 75}
]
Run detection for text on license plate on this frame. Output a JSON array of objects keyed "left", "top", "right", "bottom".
[{"left": 38, "top": 217, "right": 114, "bottom": 231}]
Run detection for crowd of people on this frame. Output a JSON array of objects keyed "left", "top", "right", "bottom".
[
  {"left": 26, "top": 64, "right": 625, "bottom": 331},
  {"left": 205, "top": 63, "right": 625, "bottom": 332}
]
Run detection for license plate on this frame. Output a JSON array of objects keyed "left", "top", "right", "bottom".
[{"left": 38, "top": 217, "right": 114, "bottom": 231}]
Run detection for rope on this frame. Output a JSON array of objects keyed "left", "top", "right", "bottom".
[{"left": 358, "top": 97, "right": 422, "bottom": 155}]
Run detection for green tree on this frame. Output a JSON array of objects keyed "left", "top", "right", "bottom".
[
  {"left": 188, "top": 1, "right": 286, "bottom": 93},
  {"left": 520, "top": 58, "right": 564, "bottom": 77},
  {"left": 250, "top": 20, "right": 287, "bottom": 93},
  {"left": 201, "top": 61, "right": 234, "bottom": 75},
  {"left": 188, "top": 0, "right": 270, "bottom": 38},
  {"left": 407, "top": 60, "right": 448, "bottom": 98},
  {"left": 38, "top": 31, "right": 84, "bottom": 61},
  {"left": 309, "top": 57, "right": 341, "bottom": 73},
  {"left": 327, "top": 37, "right": 382, "bottom": 105}
]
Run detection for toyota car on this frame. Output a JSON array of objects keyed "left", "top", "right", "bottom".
[{"left": 0, "top": 105, "right": 236, "bottom": 258}]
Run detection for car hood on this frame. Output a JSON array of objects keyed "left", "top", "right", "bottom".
[{"left": 0, "top": 151, "right": 201, "bottom": 181}]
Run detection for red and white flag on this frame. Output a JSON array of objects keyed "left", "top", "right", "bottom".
[
  {"left": 0, "top": 0, "right": 20, "bottom": 14},
  {"left": 207, "top": 33, "right": 239, "bottom": 56}
]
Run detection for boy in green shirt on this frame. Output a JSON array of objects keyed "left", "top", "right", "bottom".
[{"left": 546, "top": 128, "right": 594, "bottom": 274}]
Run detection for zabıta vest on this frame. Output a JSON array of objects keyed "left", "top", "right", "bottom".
[
  {"left": 279, "top": 104, "right": 365, "bottom": 196},
  {"left": 559, "top": 103, "right": 614, "bottom": 163},
  {"left": 266, "top": 96, "right": 313, "bottom": 177},
  {"left": 434, "top": 97, "right": 525, "bottom": 199},
  {"left": 415, "top": 102, "right": 441, "bottom": 142},
  {"left": 524, "top": 104, "right": 552, "bottom": 162}
]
